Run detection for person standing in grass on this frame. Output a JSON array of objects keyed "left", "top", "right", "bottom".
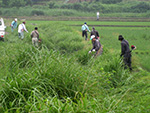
[
  {"left": 10, "top": 18, "right": 18, "bottom": 32},
  {"left": 31, "top": 27, "right": 39, "bottom": 47},
  {"left": 90, "top": 27, "right": 100, "bottom": 40},
  {"left": 88, "top": 35, "right": 103, "bottom": 57},
  {"left": 18, "top": 21, "right": 28, "bottom": 40},
  {"left": 118, "top": 35, "right": 132, "bottom": 71},
  {"left": 97, "top": 11, "right": 100, "bottom": 20},
  {"left": 81, "top": 22, "right": 90, "bottom": 40}
]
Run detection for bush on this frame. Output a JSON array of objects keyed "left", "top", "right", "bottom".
[
  {"left": 61, "top": 4, "right": 72, "bottom": 9},
  {"left": 102, "top": 0, "right": 123, "bottom": 4},
  {"left": 131, "top": 2, "right": 150, "bottom": 13},
  {"left": 3, "top": 10, "right": 11, "bottom": 16},
  {"left": 0, "top": 11, "right": 2, "bottom": 15},
  {"left": 72, "top": 3, "right": 82, "bottom": 11},
  {"left": 31, "top": 10, "right": 45, "bottom": 16},
  {"left": 49, "top": 2, "right": 56, "bottom": 9},
  {"left": 62, "top": 11, "right": 74, "bottom": 16}
]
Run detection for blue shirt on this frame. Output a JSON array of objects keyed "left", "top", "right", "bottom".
[
  {"left": 11, "top": 21, "right": 17, "bottom": 29},
  {"left": 81, "top": 24, "right": 90, "bottom": 32}
]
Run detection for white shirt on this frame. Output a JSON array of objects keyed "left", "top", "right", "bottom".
[
  {"left": 18, "top": 23, "right": 28, "bottom": 33},
  {"left": 97, "top": 12, "right": 99, "bottom": 16}
]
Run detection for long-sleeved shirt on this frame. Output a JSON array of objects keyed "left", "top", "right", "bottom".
[
  {"left": 18, "top": 23, "right": 28, "bottom": 33},
  {"left": 90, "top": 30, "right": 99, "bottom": 39},
  {"left": 121, "top": 39, "right": 131, "bottom": 57},
  {"left": 81, "top": 24, "right": 90, "bottom": 32},
  {"left": 91, "top": 39, "right": 101, "bottom": 51},
  {"left": 11, "top": 21, "right": 17, "bottom": 29},
  {"left": 31, "top": 30, "right": 39, "bottom": 39}
]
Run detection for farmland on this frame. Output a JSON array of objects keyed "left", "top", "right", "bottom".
[{"left": 0, "top": 20, "right": 150, "bottom": 112}]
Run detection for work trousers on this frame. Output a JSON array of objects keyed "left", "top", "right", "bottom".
[
  {"left": 82, "top": 30, "right": 88, "bottom": 40},
  {"left": 97, "top": 15, "right": 99, "bottom": 20},
  {"left": 11, "top": 27, "right": 14, "bottom": 32},
  {"left": 18, "top": 32, "right": 24, "bottom": 39},
  {"left": 95, "top": 46, "right": 103, "bottom": 57},
  {"left": 32, "top": 37, "right": 38, "bottom": 47},
  {"left": 123, "top": 53, "right": 132, "bottom": 70}
]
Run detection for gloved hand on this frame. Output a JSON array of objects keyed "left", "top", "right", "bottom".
[
  {"left": 93, "top": 49, "right": 95, "bottom": 52},
  {"left": 88, "top": 51, "right": 91, "bottom": 54}
]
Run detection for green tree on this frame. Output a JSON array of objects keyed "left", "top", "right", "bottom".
[
  {"left": 2, "top": 0, "right": 32, "bottom": 7},
  {"left": 2, "top": 0, "right": 10, "bottom": 7},
  {"left": 102, "top": 0, "right": 122, "bottom": 4},
  {"left": 26, "top": 0, "right": 32, "bottom": 6},
  {"left": 9, "top": 0, "right": 26, "bottom": 7},
  {"left": 131, "top": 2, "right": 150, "bottom": 13},
  {"left": 49, "top": 2, "right": 55, "bottom": 9}
]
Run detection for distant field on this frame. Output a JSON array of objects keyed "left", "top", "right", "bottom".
[
  {"left": 27, "top": 20, "right": 150, "bottom": 71},
  {"left": 29, "top": 20, "right": 150, "bottom": 26}
]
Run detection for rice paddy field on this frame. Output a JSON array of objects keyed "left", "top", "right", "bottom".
[{"left": 0, "top": 19, "right": 150, "bottom": 112}]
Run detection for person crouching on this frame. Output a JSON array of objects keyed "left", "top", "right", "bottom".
[
  {"left": 31, "top": 27, "right": 39, "bottom": 47},
  {"left": 88, "top": 35, "right": 103, "bottom": 57}
]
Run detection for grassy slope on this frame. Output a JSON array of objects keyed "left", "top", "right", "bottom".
[{"left": 0, "top": 20, "right": 150, "bottom": 112}]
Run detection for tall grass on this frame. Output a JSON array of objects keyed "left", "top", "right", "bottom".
[{"left": 0, "top": 21, "right": 149, "bottom": 112}]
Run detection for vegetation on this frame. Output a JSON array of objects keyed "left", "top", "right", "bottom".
[
  {"left": 0, "top": 20, "right": 149, "bottom": 112},
  {"left": 0, "top": 0, "right": 150, "bottom": 17}
]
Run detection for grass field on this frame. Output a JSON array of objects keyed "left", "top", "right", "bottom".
[
  {"left": 0, "top": 20, "right": 150, "bottom": 112},
  {"left": 33, "top": 20, "right": 150, "bottom": 71}
]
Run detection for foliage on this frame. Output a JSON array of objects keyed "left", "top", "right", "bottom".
[
  {"left": 2, "top": 0, "right": 32, "bottom": 8},
  {"left": 131, "top": 2, "right": 150, "bottom": 13},
  {"left": 0, "top": 20, "right": 150, "bottom": 112},
  {"left": 101, "top": 0, "right": 123, "bottom": 4},
  {"left": 1, "top": 0, "right": 150, "bottom": 15},
  {"left": 40, "top": 23, "right": 84, "bottom": 53},
  {"left": 48, "top": 2, "right": 57, "bottom": 9},
  {"left": 31, "top": 10, "right": 45, "bottom": 16}
]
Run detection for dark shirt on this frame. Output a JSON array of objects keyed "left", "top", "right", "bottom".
[
  {"left": 91, "top": 39, "right": 101, "bottom": 51},
  {"left": 121, "top": 39, "right": 130, "bottom": 57},
  {"left": 90, "top": 30, "right": 99, "bottom": 39}
]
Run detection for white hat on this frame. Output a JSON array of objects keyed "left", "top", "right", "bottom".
[
  {"left": 90, "top": 35, "right": 95, "bottom": 40},
  {"left": 15, "top": 18, "right": 17, "bottom": 21}
]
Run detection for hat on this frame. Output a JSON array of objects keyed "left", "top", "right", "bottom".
[
  {"left": 118, "top": 35, "right": 124, "bottom": 41},
  {"left": 15, "top": 18, "right": 17, "bottom": 21},
  {"left": 90, "top": 35, "right": 95, "bottom": 40},
  {"left": 23, "top": 21, "right": 26, "bottom": 24},
  {"left": 84, "top": 22, "right": 87, "bottom": 24}
]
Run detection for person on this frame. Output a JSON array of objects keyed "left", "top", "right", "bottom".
[
  {"left": 97, "top": 11, "right": 99, "bottom": 20},
  {"left": 90, "top": 27, "right": 100, "bottom": 40},
  {"left": 18, "top": 21, "right": 28, "bottom": 40},
  {"left": 88, "top": 35, "right": 103, "bottom": 57},
  {"left": 118, "top": 35, "right": 132, "bottom": 71},
  {"left": 31, "top": 27, "right": 39, "bottom": 47},
  {"left": 10, "top": 18, "right": 17, "bottom": 32},
  {"left": 81, "top": 22, "right": 90, "bottom": 40}
]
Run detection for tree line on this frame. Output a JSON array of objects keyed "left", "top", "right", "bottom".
[
  {"left": 49, "top": 1, "right": 150, "bottom": 13},
  {"left": 1, "top": 0, "right": 150, "bottom": 14}
]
